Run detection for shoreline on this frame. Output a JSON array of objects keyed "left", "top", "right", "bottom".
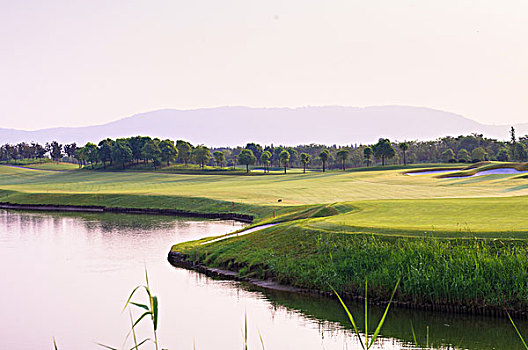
[
  {"left": 167, "top": 250, "right": 528, "bottom": 320},
  {"left": 0, "top": 202, "right": 254, "bottom": 223}
]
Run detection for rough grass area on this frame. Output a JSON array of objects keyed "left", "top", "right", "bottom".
[{"left": 175, "top": 222, "right": 528, "bottom": 310}]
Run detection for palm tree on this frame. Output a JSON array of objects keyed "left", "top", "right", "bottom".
[
  {"left": 398, "top": 142, "right": 409, "bottom": 166},
  {"left": 336, "top": 149, "right": 349, "bottom": 171},
  {"left": 279, "top": 150, "right": 290, "bottom": 174},
  {"left": 213, "top": 151, "right": 225, "bottom": 168},
  {"left": 363, "top": 146, "right": 373, "bottom": 167},
  {"left": 319, "top": 149, "right": 330, "bottom": 172},
  {"left": 260, "top": 151, "right": 272, "bottom": 173},
  {"left": 300, "top": 153, "right": 311, "bottom": 173}
]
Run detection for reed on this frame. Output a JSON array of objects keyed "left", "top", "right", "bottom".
[
  {"left": 98, "top": 268, "right": 159, "bottom": 350},
  {"left": 333, "top": 279, "right": 400, "bottom": 349}
]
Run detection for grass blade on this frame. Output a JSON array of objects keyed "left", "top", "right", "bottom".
[
  {"left": 53, "top": 337, "right": 58, "bottom": 350},
  {"left": 258, "top": 329, "right": 265, "bottom": 350},
  {"left": 123, "top": 285, "right": 145, "bottom": 312},
  {"left": 97, "top": 343, "right": 119, "bottom": 350},
  {"left": 152, "top": 295, "right": 159, "bottom": 331},
  {"left": 128, "top": 338, "right": 151, "bottom": 350},
  {"left": 130, "top": 302, "right": 150, "bottom": 311},
  {"left": 133, "top": 311, "right": 153, "bottom": 328},
  {"left": 243, "top": 312, "right": 248, "bottom": 350},
  {"left": 368, "top": 278, "right": 400, "bottom": 348},
  {"left": 365, "top": 280, "right": 368, "bottom": 348},
  {"left": 507, "top": 311, "right": 528, "bottom": 349},
  {"left": 130, "top": 308, "right": 139, "bottom": 350},
  {"left": 410, "top": 322, "right": 417, "bottom": 346},
  {"left": 145, "top": 265, "right": 150, "bottom": 289},
  {"left": 332, "top": 288, "right": 366, "bottom": 349}
]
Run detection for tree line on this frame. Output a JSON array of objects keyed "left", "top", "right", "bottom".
[{"left": 1, "top": 128, "right": 527, "bottom": 172}]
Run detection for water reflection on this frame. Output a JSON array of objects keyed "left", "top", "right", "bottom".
[{"left": 0, "top": 210, "right": 524, "bottom": 350}]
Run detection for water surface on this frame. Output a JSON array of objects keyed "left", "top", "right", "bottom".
[{"left": 0, "top": 210, "right": 525, "bottom": 349}]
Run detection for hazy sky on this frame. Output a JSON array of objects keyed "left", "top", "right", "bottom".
[{"left": 1, "top": 0, "right": 527, "bottom": 130}]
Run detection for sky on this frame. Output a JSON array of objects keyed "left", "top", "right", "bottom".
[{"left": 0, "top": 0, "right": 527, "bottom": 130}]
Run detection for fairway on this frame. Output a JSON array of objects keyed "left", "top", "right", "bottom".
[
  {"left": 1, "top": 165, "right": 528, "bottom": 205},
  {"left": 308, "top": 197, "right": 528, "bottom": 238}
]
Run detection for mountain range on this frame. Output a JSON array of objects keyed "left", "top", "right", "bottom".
[{"left": 1, "top": 106, "right": 525, "bottom": 146}]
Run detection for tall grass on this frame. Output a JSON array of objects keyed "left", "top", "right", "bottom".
[{"left": 181, "top": 223, "right": 528, "bottom": 309}]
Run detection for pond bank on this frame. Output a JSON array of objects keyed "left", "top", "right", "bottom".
[
  {"left": 167, "top": 250, "right": 527, "bottom": 319},
  {"left": 0, "top": 202, "right": 254, "bottom": 223},
  {"left": 171, "top": 222, "right": 528, "bottom": 320}
]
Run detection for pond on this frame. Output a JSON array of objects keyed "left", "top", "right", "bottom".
[{"left": 0, "top": 210, "right": 525, "bottom": 349}]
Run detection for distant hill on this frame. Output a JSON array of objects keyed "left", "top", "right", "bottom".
[{"left": 0, "top": 106, "right": 524, "bottom": 146}]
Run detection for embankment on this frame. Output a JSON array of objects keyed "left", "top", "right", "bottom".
[
  {"left": 170, "top": 221, "right": 528, "bottom": 319},
  {"left": 0, "top": 201, "right": 255, "bottom": 222}
]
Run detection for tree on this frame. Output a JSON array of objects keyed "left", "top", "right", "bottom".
[
  {"left": 336, "top": 149, "right": 349, "bottom": 171},
  {"left": 363, "top": 147, "right": 373, "bottom": 167},
  {"left": 398, "top": 142, "right": 409, "bottom": 165},
  {"left": 128, "top": 136, "right": 150, "bottom": 164},
  {"left": 373, "top": 139, "right": 395, "bottom": 166},
  {"left": 279, "top": 150, "right": 290, "bottom": 174},
  {"left": 176, "top": 140, "right": 193, "bottom": 166},
  {"left": 511, "top": 126, "right": 517, "bottom": 160},
  {"left": 192, "top": 145, "right": 211, "bottom": 169},
  {"left": 471, "top": 147, "right": 487, "bottom": 162},
  {"left": 111, "top": 139, "right": 133, "bottom": 169},
  {"left": 213, "top": 151, "right": 225, "bottom": 168},
  {"left": 441, "top": 149, "right": 455, "bottom": 163},
  {"left": 457, "top": 148, "right": 471, "bottom": 163},
  {"left": 83, "top": 142, "right": 98, "bottom": 168},
  {"left": 238, "top": 149, "right": 256, "bottom": 173},
  {"left": 319, "top": 149, "right": 330, "bottom": 172},
  {"left": 49, "top": 141, "right": 63, "bottom": 162},
  {"left": 300, "top": 153, "right": 311, "bottom": 173},
  {"left": 497, "top": 147, "right": 510, "bottom": 162},
  {"left": 63, "top": 143, "right": 77, "bottom": 160},
  {"left": 159, "top": 139, "right": 178, "bottom": 166},
  {"left": 74, "top": 147, "right": 87, "bottom": 168},
  {"left": 260, "top": 151, "right": 271, "bottom": 173},
  {"left": 286, "top": 147, "right": 299, "bottom": 167},
  {"left": 245, "top": 143, "right": 263, "bottom": 164},
  {"left": 98, "top": 139, "right": 114, "bottom": 169},
  {"left": 514, "top": 143, "right": 527, "bottom": 162},
  {"left": 33, "top": 142, "right": 47, "bottom": 159},
  {"left": 142, "top": 139, "right": 162, "bottom": 168}
]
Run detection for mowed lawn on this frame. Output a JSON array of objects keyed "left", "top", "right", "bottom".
[
  {"left": 307, "top": 197, "right": 528, "bottom": 238},
  {"left": 1, "top": 164, "right": 528, "bottom": 237},
  {"left": 1, "top": 165, "right": 528, "bottom": 204}
]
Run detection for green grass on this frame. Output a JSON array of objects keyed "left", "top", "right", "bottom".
[
  {"left": 176, "top": 221, "right": 528, "bottom": 310},
  {"left": 307, "top": 196, "right": 528, "bottom": 238},
  {"left": 2, "top": 162, "right": 528, "bottom": 205},
  {"left": 3, "top": 162, "right": 528, "bottom": 310},
  {"left": 1, "top": 159, "right": 79, "bottom": 170}
]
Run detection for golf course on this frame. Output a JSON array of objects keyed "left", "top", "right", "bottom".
[{"left": 3, "top": 161, "right": 528, "bottom": 314}]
